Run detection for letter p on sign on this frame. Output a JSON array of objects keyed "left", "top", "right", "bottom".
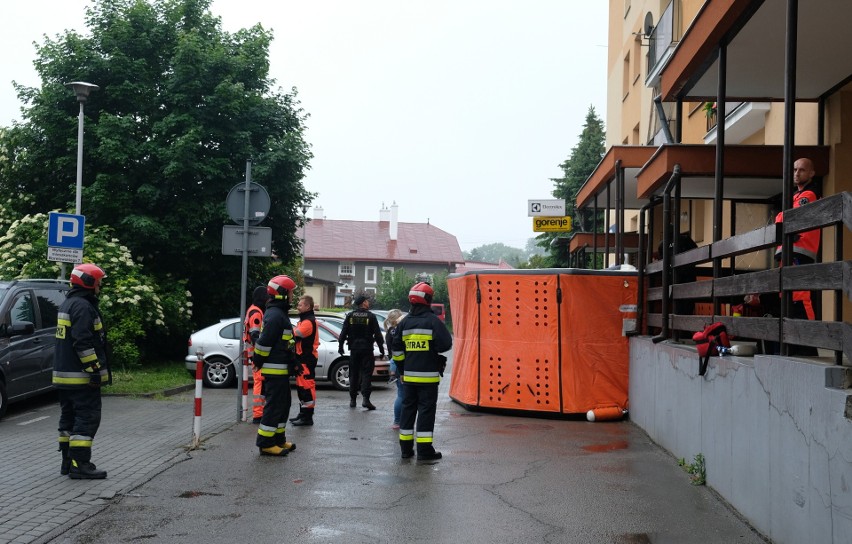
[{"left": 48, "top": 212, "right": 85, "bottom": 250}]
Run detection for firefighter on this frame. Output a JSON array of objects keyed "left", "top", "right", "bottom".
[
  {"left": 53, "top": 263, "right": 110, "bottom": 479},
  {"left": 774, "top": 157, "right": 820, "bottom": 355},
  {"left": 338, "top": 294, "right": 385, "bottom": 410},
  {"left": 252, "top": 275, "right": 299, "bottom": 456},
  {"left": 392, "top": 282, "right": 452, "bottom": 461},
  {"left": 290, "top": 295, "right": 319, "bottom": 426},
  {"left": 244, "top": 286, "right": 269, "bottom": 424}
]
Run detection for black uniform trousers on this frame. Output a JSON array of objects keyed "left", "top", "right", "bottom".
[
  {"left": 399, "top": 382, "right": 439, "bottom": 454},
  {"left": 256, "top": 375, "right": 291, "bottom": 449},
  {"left": 58, "top": 388, "right": 102, "bottom": 463},
  {"left": 348, "top": 349, "right": 375, "bottom": 397}
]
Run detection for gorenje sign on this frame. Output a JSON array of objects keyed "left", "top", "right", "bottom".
[
  {"left": 533, "top": 216, "right": 572, "bottom": 232},
  {"left": 528, "top": 199, "right": 565, "bottom": 217}
]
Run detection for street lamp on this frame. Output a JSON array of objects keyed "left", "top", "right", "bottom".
[
  {"left": 64, "top": 81, "right": 99, "bottom": 215},
  {"left": 301, "top": 205, "right": 309, "bottom": 268}
]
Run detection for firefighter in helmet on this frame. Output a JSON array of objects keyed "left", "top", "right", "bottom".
[
  {"left": 244, "top": 285, "right": 270, "bottom": 423},
  {"left": 252, "top": 275, "right": 299, "bottom": 456},
  {"left": 53, "top": 263, "right": 110, "bottom": 479},
  {"left": 392, "top": 282, "right": 452, "bottom": 461}
]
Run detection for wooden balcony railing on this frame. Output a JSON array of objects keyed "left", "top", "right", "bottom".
[{"left": 640, "top": 191, "right": 852, "bottom": 365}]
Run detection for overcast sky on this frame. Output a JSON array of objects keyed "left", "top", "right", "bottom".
[{"left": 1, "top": 0, "right": 608, "bottom": 253}]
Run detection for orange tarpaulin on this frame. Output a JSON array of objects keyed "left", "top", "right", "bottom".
[{"left": 448, "top": 269, "right": 636, "bottom": 416}]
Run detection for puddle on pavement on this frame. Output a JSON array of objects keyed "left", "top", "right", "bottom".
[
  {"left": 581, "top": 440, "right": 629, "bottom": 453},
  {"left": 177, "top": 490, "right": 224, "bottom": 498}
]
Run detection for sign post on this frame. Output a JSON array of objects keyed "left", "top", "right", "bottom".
[{"left": 223, "top": 162, "right": 272, "bottom": 422}]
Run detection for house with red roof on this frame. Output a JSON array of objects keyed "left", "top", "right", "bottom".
[{"left": 303, "top": 203, "right": 464, "bottom": 306}]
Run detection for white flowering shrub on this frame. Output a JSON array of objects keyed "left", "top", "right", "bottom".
[{"left": 0, "top": 200, "right": 193, "bottom": 368}]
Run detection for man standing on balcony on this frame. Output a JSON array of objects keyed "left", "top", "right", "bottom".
[{"left": 774, "top": 157, "right": 820, "bottom": 356}]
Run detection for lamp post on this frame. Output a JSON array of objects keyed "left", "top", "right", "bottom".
[
  {"left": 301, "top": 205, "right": 309, "bottom": 268},
  {"left": 64, "top": 81, "right": 99, "bottom": 215}
]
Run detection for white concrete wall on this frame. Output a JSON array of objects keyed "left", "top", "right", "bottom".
[{"left": 629, "top": 337, "right": 852, "bottom": 544}]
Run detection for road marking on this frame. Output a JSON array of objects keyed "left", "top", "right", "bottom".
[{"left": 18, "top": 416, "right": 51, "bottom": 426}]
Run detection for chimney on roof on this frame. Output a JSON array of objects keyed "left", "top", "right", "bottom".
[
  {"left": 390, "top": 202, "right": 398, "bottom": 241},
  {"left": 379, "top": 203, "right": 390, "bottom": 223},
  {"left": 314, "top": 206, "right": 324, "bottom": 220}
]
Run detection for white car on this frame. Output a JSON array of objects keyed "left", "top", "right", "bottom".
[{"left": 184, "top": 317, "right": 389, "bottom": 390}]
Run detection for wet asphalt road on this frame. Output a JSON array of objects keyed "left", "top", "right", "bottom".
[{"left": 35, "top": 374, "right": 765, "bottom": 544}]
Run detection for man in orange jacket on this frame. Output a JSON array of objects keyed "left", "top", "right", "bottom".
[
  {"left": 244, "top": 286, "right": 269, "bottom": 423},
  {"left": 774, "top": 157, "right": 820, "bottom": 355},
  {"left": 291, "top": 295, "right": 319, "bottom": 426}
]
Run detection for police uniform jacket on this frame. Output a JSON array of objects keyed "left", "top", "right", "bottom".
[
  {"left": 252, "top": 300, "right": 296, "bottom": 379},
  {"left": 339, "top": 308, "right": 384, "bottom": 354},
  {"left": 53, "top": 287, "right": 108, "bottom": 389},
  {"left": 391, "top": 304, "right": 452, "bottom": 385}
]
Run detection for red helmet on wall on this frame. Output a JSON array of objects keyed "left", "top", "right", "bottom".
[
  {"left": 267, "top": 275, "right": 296, "bottom": 300},
  {"left": 408, "top": 282, "right": 434, "bottom": 305},
  {"left": 70, "top": 263, "right": 106, "bottom": 289}
]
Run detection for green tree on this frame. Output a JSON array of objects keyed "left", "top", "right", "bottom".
[
  {"left": 376, "top": 269, "right": 415, "bottom": 311},
  {"left": 540, "top": 105, "right": 605, "bottom": 267},
  {"left": 464, "top": 242, "right": 526, "bottom": 267},
  {"left": 0, "top": 198, "right": 192, "bottom": 368},
  {"left": 0, "top": 0, "right": 313, "bottom": 326}
]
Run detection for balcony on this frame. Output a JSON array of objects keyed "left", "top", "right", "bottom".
[
  {"left": 704, "top": 101, "right": 771, "bottom": 144},
  {"left": 645, "top": 1, "right": 678, "bottom": 87}
]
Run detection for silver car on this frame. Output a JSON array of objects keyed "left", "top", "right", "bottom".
[{"left": 184, "top": 317, "right": 388, "bottom": 390}]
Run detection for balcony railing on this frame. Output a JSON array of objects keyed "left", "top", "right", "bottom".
[
  {"left": 639, "top": 192, "right": 852, "bottom": 365},
  {"left": 647, "top": 1, "right": 675, "bottom": 77}
]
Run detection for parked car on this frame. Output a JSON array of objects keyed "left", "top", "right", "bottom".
[
  {"left": 0, "top": 279, "right": 70, "bottom": 419},
  {"left": 184, "top": 317, "right": 389, "bottom": 390}
]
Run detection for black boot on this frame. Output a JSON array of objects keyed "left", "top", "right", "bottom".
[
  {"left": 59, "top": 443, "right": 71, "bottom": 476},
  {"left": 289, "top": 410, "right": 305, "bottom": 423},
  {"left": 292, "top": 409, "right": 314, "bottom": 426},
  {"left": 69, "top": 460, "right": 107, "bottom": 479},
  {"left": 362, "top": 394, "right": 376, "bottom": 410},
  {"left": 417, "top": 446, "right": 442, "bottom": 461},
  {"left": 349, "top": 394, "right": 357, "bottom": 408},
  {"left": 400, "top": 440, "right": 414, "bottom": 459}
]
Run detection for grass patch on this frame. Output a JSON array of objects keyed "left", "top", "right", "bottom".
[
  {"left": 106, "top": 361, "right": 192, "bottom": 396},
  {"left": 678, "top": 453, "right": 707, "bottom": 485}
]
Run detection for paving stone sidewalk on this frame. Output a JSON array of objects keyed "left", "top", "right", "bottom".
[{"left": 0, "top": 388, "right": 239, "bottom": 544}]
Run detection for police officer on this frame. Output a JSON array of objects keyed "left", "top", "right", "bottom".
[
  {"left": 392, "top": 282, "right": 452, "bottom": 461},
  {"left": 338, "top": 294, "right": 384, "bottom": 410},
  {"left": 53, "top": 263, "right": 109, "bottom": 479},
  {"left": 252, "top": 275, "right": 299, "bottom": 456},
  {"left": 244, "top": 286, "right": 269, "bottom": 424},
  {"left": 290, "top": 295, "right": 319, "bottom": 426}
]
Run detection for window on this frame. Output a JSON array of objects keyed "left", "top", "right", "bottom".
[
  {"left": 622, "top": 52, "right": 630, "bottom": 100},
  {"left": 632, "top": 36, "right": 642, "bottom": 83},
  {"left": 365, "top": 287, "right": 376, "bottom": 295},
  {"left": 338, "top": 264, "right": 354, "bottom": 276},
  {"left": 365, "top": 266, "right": 377, "bottom": 284},
  {"left": 10, "top": 293, "right": 35, "bottom": 325},
  {"left": 35, "top": 289, "right": 65, "bottom": 329},
  {"left": 303, "top": 269, "right": 313, "bottom": 278}
]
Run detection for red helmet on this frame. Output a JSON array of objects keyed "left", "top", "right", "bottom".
[
  {"left": 408, "top": 282, "right": 433, "bottom": 305},
  {"left": 267, "top": 275, "right": 296, "bottom": 300},
  {"left": 70, "top": 263, "right": 106, "bottom": 289}
]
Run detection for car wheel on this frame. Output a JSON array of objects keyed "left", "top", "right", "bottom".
[
  {"left": 328, "top": 359, "right": 350, "bottom": 391},
  {"left": 202, "top": 357, "right": 236, "bottom": 388},
  {"left": 0, "top": 380, "right": 7, "bottom": 419}
]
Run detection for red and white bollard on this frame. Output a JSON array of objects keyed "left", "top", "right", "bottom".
[
  {"left": 191, "top": 349, "right": 204, "bottom": 449},
  {"left": 241, "top": 348, "right": 250, "bottom": 422}
]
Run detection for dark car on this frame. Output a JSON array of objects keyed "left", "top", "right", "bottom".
[{"left": 0, "top": 279, "right": 70, "bottom": 418}]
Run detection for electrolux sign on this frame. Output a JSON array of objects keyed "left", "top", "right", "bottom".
[{"left": 528, "top": 199, "right": 565, "bottom": 217}]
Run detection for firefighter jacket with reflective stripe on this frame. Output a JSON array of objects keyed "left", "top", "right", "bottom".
[
  {"left": 775, "top": 187, "right": 820, "bottom": 261},
  {"left": 294, "top": 311, "right": 319, "bottom": 363},
  {"left": 252, "top": 301, "right": 295, "bottom": 377},
  {"left": 391, "top": 304, "right": 452, "bottom": 385},
  {"left": 53, "top": 288, "right": 108, "bottom": 389},
  {"left": 243, "top": 304, "right": 264, "bottom": 357},
  {"left": 339, "top": 308, "right": 384, "bottom": 354}
]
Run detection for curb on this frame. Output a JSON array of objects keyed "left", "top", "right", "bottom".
[{"left": 104, "top": 383, "right": 195, "bottom": 399}]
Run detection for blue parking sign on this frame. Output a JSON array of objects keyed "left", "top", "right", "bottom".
[{"left": 48, "top": 212, "right": 85, "bottom": 249}]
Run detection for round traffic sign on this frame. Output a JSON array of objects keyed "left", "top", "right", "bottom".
[{"left": 226, "top": 182, "right": 270, "bottom": 226}]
